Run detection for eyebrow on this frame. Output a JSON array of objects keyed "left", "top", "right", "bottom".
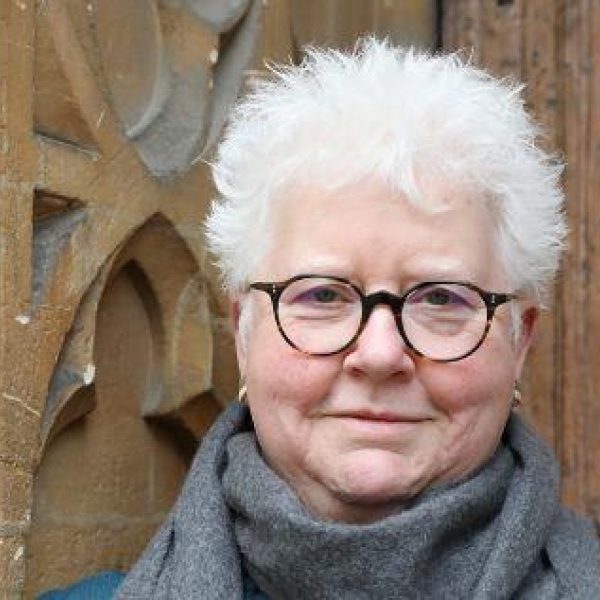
[
  {"left": 400, "top": 259, "right": 479, "bottom": 283},
  {"left": 284, "top": 258, "right": 481, "bottom": 288},
  {"left": 290, "top": 259, "right": 353, "bottom": 277}
]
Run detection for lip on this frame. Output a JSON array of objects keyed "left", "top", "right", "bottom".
[
  {"left": 330, "top": 410, "right": 431, "bottom": 423},
  {"left": 323, "top": 411, "right": 433, "bottom": 438}
]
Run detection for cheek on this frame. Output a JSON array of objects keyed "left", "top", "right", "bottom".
[
  {"left": 244, "top": 343, "right": 343, "bottom": 479},
  {"left": 423, "top": 346, "right": 516, "bottom": 417},
  {"left": 419, "top": 347, "right": 517, "bottom": 480},
  {"left": 245, "top": 332, "right": 341, "bottom": 415}
]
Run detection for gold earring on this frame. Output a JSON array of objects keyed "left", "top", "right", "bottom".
[
  {"left": 238, "top": 383, "right": 247, "bottom": 405},
  {"left": 512, "top": 381, "right": 522, "bottom": 409}
]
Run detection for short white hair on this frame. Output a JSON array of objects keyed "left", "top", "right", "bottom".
[{"left": 205, "top": 38, "right": 567, "bottom": 304}]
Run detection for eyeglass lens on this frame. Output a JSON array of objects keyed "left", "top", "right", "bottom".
[{"left": 277, "top": 277, "right": 489, "bottom": 360}]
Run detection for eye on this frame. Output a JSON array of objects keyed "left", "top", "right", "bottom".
[
  {"left": 296, "top": 285, "right": 347, "bottom": 304},
  {"left": 280, "top": 278, "right": 359, "bottom": 310},
  {"left": 408, "top": 284, "right": 479, "bottom": 310},
  {"left": 423, "top": 288, "right": 453, "bottom": 306},
  {"left": 313, "top": 287, "right": 340, "bottom": 302}
]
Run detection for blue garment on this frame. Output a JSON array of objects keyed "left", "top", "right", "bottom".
[
  {"left": 38, "top": 570, "right": 268, "bottom": 599},
  {"left": 38, "top": 572, "right": 125, "bottom": 599}
]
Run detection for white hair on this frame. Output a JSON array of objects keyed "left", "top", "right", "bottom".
[{"left": 205, "top": 38, "right": 566, "bottom": 306}]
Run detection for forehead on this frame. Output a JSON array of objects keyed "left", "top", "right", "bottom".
[{"left": 264, "top": 178, "right": 503, "bottom": 288}]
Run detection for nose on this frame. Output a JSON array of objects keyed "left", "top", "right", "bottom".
[{"left": 343, "top": 305, "right": 416, "bottom": 381}]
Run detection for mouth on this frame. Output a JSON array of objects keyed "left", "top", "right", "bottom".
[
  {"left": 329, "top": 411, "right": 431, "bottom": 424},
  {"left": 318, "top": 410, "right": 434, "bottom": 442},
  {"left": 325, "top": 412, "right": 431, "bottom": 440}
]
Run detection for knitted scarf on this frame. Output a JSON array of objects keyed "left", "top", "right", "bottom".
[{"left": 116, "top": 403, "right": 600, "bottom": 599}]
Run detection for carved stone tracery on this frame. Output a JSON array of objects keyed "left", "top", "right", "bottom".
[
  {"left": 0, "top": 2, "right": 443, "bottom": 596},
  {"left": 19, "top": 0, "right": 265, "bottom": 594}
]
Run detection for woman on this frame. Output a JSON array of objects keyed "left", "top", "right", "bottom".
[
  {"left": 44, "top": 39, "right": 599, "bottom": 599},
  {"left": 115, "top": 39, "right": 600, "bottom": 598}
]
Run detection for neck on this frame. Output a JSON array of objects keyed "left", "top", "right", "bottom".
[{"left": 276, "top": 466, "right": 409, "bottom": 524}]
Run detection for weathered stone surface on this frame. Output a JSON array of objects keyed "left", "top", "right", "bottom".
[
  {"left": 27, "top": 265, "right": 195, "bottom": 594},
  {"left": 0, "top": 533, "right": 26, "bottom": 598},
  {"left": 24, "top": 522, "right": 162, "bottom": 597},
  {"left": 204, "top": 0, "right": 264, "bottom": 151},
  {"left": 1, "top": 0, "right": 243, "bottom": 592},
  {"left": 185, "top": 0, "right": 251, "bottom": 33},
  {"left": 0, "top": 390, "right": 39, "bottom": 472},
  {"left": 32, "top": 206, "right": 87, "bottom": 312},
  {"left": 0, "top": 462, "right": 32, "bottom": 526},
  {"left": 0, "top": 0, "right": 432, "bottom": 593},
  {"left": 94, "top": 1, "right": 165, "bottom": 139},
  {"left": 34, "top": 1, "right": 98, "bottom": 149}
]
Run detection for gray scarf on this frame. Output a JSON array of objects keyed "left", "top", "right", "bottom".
[{"left": 117, "top": 403, "right": 600, "bottom": 599}]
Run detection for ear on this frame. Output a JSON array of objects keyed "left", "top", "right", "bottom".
[
  {"left": 231, "top": 299, "right": 247, "bottom": 376},
  {"left": 514, "top": 304, "right": 539, "bottom": 379}
]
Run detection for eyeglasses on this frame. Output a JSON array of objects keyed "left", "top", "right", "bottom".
[{"left": 249, "top": 275, "right": 518, "bottom": 362}]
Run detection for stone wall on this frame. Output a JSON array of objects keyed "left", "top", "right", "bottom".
[{"left": 0, "top": 1, "right": 436, "bottom": 597}]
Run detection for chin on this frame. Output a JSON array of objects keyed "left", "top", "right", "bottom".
[
  {"left": 334, "top": 476, "right": 419, "bottom": 506},
  {"left": 324, "top": 451, "right": 427, "bottom": 510},
  {"left": 325, "top": 484, "right": 411, "bottom": 524}
]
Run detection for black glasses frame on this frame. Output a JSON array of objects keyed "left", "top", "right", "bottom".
[{"left": 250, "top": 274, "right": 518, "bottom": 362}]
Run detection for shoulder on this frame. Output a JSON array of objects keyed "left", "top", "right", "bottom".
[
  {"left": 38, "top": 572, "right": 126, "bottom": 600},
  {"left": 550, "top": 505, "right": 599, "bottom": 552},
  {"left": 546, "top": 507, "right": 600, "bottom": 593}
]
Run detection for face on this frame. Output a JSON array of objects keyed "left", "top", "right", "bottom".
[{"left": 234, "top": 178, "right": 537, "bottom": 523}]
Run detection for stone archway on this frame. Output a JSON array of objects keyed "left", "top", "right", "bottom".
[{"left": 24, "top": 216, "right": 223, "bottom": 596}]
